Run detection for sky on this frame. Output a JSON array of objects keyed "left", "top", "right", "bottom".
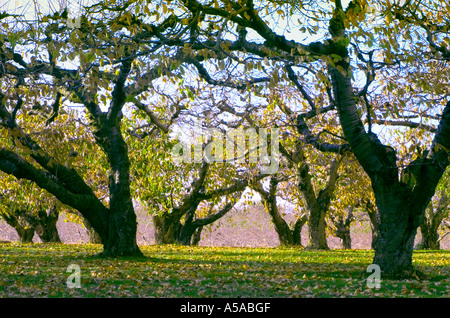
[{"left": 1, "top": 0, "right": 86, "bottom": 18}]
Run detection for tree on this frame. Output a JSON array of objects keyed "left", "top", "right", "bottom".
[
  {"left": 0, "top": 2, "right": 192, "bottom": 256},
  {"left": 128, "top": 124, "right": 258, "bottom": 245},
  {"left": 330, "top": 207, "right": 354, "bottom": 249},
  {"left": 0, "top": 173, "right": 62, "bottom": 243},
  {"left": 151, "top": 0, "right": 450, "bottom": 276},
  {"left": 418, "top": 169, "right": 450, "bottom": 250},
  {"left": 252, "top": 174, "right": 308, "bottom": 246},
  {"left": 328, "top": 155, "right": 374, "bottom": 249}
]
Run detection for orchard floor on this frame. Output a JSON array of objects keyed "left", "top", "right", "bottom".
[{"left": 0, "top": 243, "right": 449, "bottom": 298}]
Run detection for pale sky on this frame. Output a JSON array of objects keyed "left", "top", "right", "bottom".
[{"left": 1, "top": 0, "right": 86, "bottom": 17}]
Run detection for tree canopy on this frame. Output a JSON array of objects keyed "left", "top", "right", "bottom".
[{"left": 0, "top": 0, "right": 449, "bottom": 276}]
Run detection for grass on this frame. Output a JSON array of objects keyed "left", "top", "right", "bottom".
[{"left": 0, "top": 243, "right": 449, "bottom": 298}]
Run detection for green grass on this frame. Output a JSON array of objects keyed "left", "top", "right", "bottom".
[{"left": 0, "top": 243, "right": 449, "bottom": 298}]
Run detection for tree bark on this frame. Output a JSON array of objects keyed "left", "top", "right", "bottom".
[
  {"left": 419, "top": 194, "right": 449, "bottom": 250},
  {"left": 18, "top": 226, "right": 35, "bottom": 243},
  {"left": 153, "top": 213, "right": 182, "bottom": 244},
  {"left": 96, "top": 122, "right": 142, "bottom": 257},
  {"left": 307, "top": 206, "right": 329, "bottom": 250},
  {"left": 332, "top": 207, "right": 353, "bottom": 249},
  {"left": 324, "top": 3, "right": 450, "bottom": 276},
  {"left": 254, "top": 176, "right": 306, "bottom": 247},
  {"left": 153, "top": 198, "right": 237, "bottom": 246},
  {"left": 151, "top": 158, "right": 244, "bottom": 246},
  {"left": 298, "top": 158, "right": 340, "bottom": 250},
  {"left": 364, "top": 199, "right": 380, "bottom": 250},
  {"left": 371, "top": 182, "right": 418, "bottom": 274},
  {"left": 73, "top": 57, "right": 143, "bottom": 257},
  {"left": 178, "top": 205, "right": 198, "bottom": 245},
  {"left": 2, "top": 210, "right": 35, "bottom": 243},
  {"left": 191, "top": 226, "right": 203, "bottom": 246},
  {"left": 81, "top": 216, "right": 102, "bottom": 244},
  {"left": 32, "top": 206, "right": 61, "bottom": 243}
]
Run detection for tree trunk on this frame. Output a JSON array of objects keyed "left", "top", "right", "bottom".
[
  {"left": 33, "top": 206, "right": 61, "bottom": 243},
  {"left": 191, "top": 226, "right": 203, "bottom": 246},
  {"left": 97, "top": 123, "right": 142, "bottom": 257},
  {"left": 292, "top": 216, "right": 307, "bottom": 246},
  {"left": 0, "top": 77, "right": 141, "bottom": 256},
  {"left": 325, "top": 24, "right": 443, "bottom": 275},
  {"left": 307, "top": 207, "right": 329, "bottom": 250},
  {"left": 342, "top": 232, "right": 352, "bottom": 249},
  {"left": 364, "top": 199, "right": 380, "bottom": 250},
  {"left": 3, "top": 210, "right": 35, "bottom": 243},
  {"left": 264, "top": 196, "right": 297, "bottom": 246},
  {"left": 18, "top": 226, "right": 35, "bottom": 243},
  {"left": 332, "top": 207, "right": 353, "bottom": 250},
  {"left": 153, "top": 214, "right": 182, "bottom": 244},
  {"left": 81, "top": 216, "right": 102, "bottom": 244},
  {"left": 419, "top": 194, "right": 449, "bottom": 250},
  {"left": 255, "top": 176, "right": 304, "bottom": 247},
  {"left": 370, "top": 179, "right": 434, "bottom": 276},
  {"left": 178, "top": 206, "right": 197, "bottom": 245}
]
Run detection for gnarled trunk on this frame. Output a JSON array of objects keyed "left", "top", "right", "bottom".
[
  {"left": 254, "top": 176, "right": 306, "bottom": 247},
  {"left": 324, "top": 11, "right": 450, "bottom": 275},
  {"left": 33, "top": 206, "right": 61, "bottom": 243},
  {"left": 419, "top": 194, "right": 449, "bottom": 250},
  {"left": 2, "top": 210, "right": 35, "bottom": 243},
  {"left": 98, "top": 123, "right": 142, "bottom": 257},
  {"left": 153, "top": 213, "right": 182, "bottom": 245},
  {"left": 371, "top": 182, "right": 419, "bottom": 274},
  {"left": 332, "top": 207, "right": 354, "bottom": 250},
  {"left": 18, "top": 226, "right": 35, "bottom": 243},
  {"left": 307, "top": 207, "right": 329, "bottom": 250},
  {"left": 297, "top": 158, "right": 340, "bottom": 250},
  {"left": 82, "top": 217, "right": 102, "bottom": 244}
]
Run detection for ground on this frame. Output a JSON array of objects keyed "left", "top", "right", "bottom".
[
  {"left": 0, "top": 243, "right": 449, "bottom": 297},
  {"left": 1, "top": 205, "right": 449, "bottom": 298}
]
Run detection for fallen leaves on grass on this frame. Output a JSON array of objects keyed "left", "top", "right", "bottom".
[{"left": 0, "top": 243, "right": 449, "bottom": 297}]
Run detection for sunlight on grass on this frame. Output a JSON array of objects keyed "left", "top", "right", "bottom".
[{"left": 0, "top": 243, "right": 449, "bottom": 298}]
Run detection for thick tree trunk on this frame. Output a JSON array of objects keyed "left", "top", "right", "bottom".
[
  {"left": 420, "top": 224, "right": 440, "bottom": 250},
  {"left": 371, "top": 182, "right": 418, "bottom": 275},
  {"left": 152, "top": 188, "right": 238, "bottom": 246},
  {"left": 419, "top": 194, "right": 449, "bottom": 250},
  {"left": 0, "top": 57, "right": 142, "bottom": 257},
  {"left": 178, "top": 226, "right": 196, "bottom": 245},
  {"left": 307, "top": 207, "right": 329, "bottom": 250},
  {"left": 3, "top": 210, "right": 35, "bottom": 243},
  {"left": 325, "top": 21, "right": 439, "bottom": 275},
  {"left": 18, "top": 227, "right": 35, "bottom": 243},
  {"left": 153, "top": 213, "right": 201, "bottom": 246},
  {"left": 191, "top": 226, "right": 203, "bottom": 246},
  {"left": 332, "top": 207, "right": 353, "bottom": 250},
  {"left": 342, "top": 232, "right": 352, "bottom": 249},
  {"left": 100, "top": 124, "right": 142, "bottom": 257},
  {"left": 292, "top": 217, "right": 307, "bottom": 246},
  {"left": 178, "top": 206, "right": 197, "bottom": 245},
  {"left": 153, "top": 214, "right": 182, "bottom": 245},
  {"left": 364, "top": 199, "right": 380, "bottom": 250},
  {"left": 33, "top": 206, "right": 61, "bottom": 243},
  {"left": 372, "top": 199, "right": 417, "bottom": 272}
]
